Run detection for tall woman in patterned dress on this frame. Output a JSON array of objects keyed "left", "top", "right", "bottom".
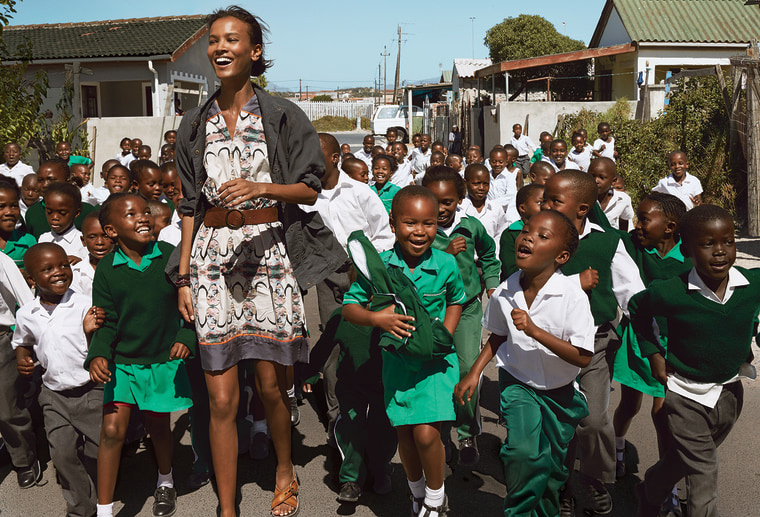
[{"left": 174, "top": 7, "right": 345, "bottom": 517}]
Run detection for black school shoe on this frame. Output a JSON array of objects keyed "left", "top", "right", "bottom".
[
  {"left": 458, "top": 437, "right": 480, "bottom": 466},
  {"left": 337, "top": 481, "right": 361, "bottom": 503},
  {"left": 290, "top": 396, "right": 300, "bottom": 427},
  {"left": 153, "top": 486, "right": 177, "bottom": 517},
  {"left": 17, "top": 459, "right": 42, "bottom": 488}
]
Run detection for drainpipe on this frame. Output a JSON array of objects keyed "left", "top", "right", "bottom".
[{"left": 148, "top": 60, "right": 159, "bottom": 116}]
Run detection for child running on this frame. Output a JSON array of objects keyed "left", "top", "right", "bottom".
[
  {"left": 631, "top": 205, "right": 758, "bottom": 517},
  {"left": 86, "top": 193, "right": 195, "bottom": 517},
  {"left": 456, "top": 209, "right": 594, "bottom": 516},
  {"left": 589, "top": 158, "right": 634, "bottom": 231},
  {"left": 343, "top": 185, "right": 465, "bottom": 517}
]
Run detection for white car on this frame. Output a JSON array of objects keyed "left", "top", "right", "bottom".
[{"left": 370, "top": 105, "right": 422, "bottom": 142}]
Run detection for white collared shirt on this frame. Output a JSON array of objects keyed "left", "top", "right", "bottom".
[
  {"left": 391, "top": 160, "right": 414, "bottom": 187},
  {"left": 487, "top": 169, "right": 519, "bottom": 211},
  {"left": 39, "top": 226, "right": 88, "bottom": 262},
  {"left": 119, "top": 154, "right": 136, "bottom": 167},
  {"left": 71, "top": 259, "right": 96, "bottom": 300},
  {"left": 0, "top": 161, "right": 35, "bottom": 187},
  {"left": 92, "top": 186, "right": 111, "bottom": 205},
  {"left": 652, "top": 172, "right": 703, "bottom": 210},
  {"left": 483, "top": 271, "right": 595, "bottom": 390},
  {"left": 567, "top": 147, "right": 593, "bottom": 172},
  {"left": 158, "top": 215, "right": 182, "bottom": 247},
  {"left": 299, "top": 171, "right": 394, "bottom": 253},
  {"left": 665, "top": 267, "right": 755, "bottom": 408},
  {"left": 573, "top": 221, "right": 646, "bottom": 320},
  {"left": 80, "top": 183, "right": 99, "bottom": 206},
  {"left": 460, "top": 197, "right": 511, "bottom": 255},
  {"left": 355, "top": 149, "right": 373, "bottom": 170},
  {"left": 411, "top": 148, "right": 431, "bottom": 175},
  {"left": 593, "top": 137, "right": 615, "bottom": 161},
  {"left": 511, "top": 134, "right": 536, "bottom": 157},
  {"left": 437, "top": 208, "right": 464, "bottom": 237},
  {"left": 11, "top": 289, "right": 92, "bottom": 391},
  {"left": 0, "top": 252, "right": 33, "bottom": 328},
  {"left": 601, "top": 190, "right": 634, "bottom": 230}
]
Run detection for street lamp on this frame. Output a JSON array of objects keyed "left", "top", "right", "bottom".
[{"left": 470, "top": 17, "right": 476, "bottom": 59}]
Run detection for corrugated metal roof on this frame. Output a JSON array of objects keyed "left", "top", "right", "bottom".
[
  {"left": 453, "top": 58, "right": 492, "bottom": 78},
  {"left": 614, "top": 0, "right": 760, "bottom": 43},
  {"left": 1, "top": 15, "right": 207, "bottom": 60}
]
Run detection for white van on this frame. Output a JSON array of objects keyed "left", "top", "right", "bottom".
[{"left": 370, "top": 105, "right": 422, "bottom": 142}]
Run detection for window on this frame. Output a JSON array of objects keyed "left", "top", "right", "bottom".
[{"left": 81, "top": 85, "right": 99, "bottom": 118}]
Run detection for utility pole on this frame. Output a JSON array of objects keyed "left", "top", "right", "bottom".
[
  {"left": 299, "top": 79, "right": 302, "bottom": 101},
  {"left": 381, "top": 46, "right": 390, "bottom": 104},
  {"left": 470, "top": 17, "right": 476, "bottom": 59},
  {"left": 378, "top": 63, "right": 382, "bottom": 104},
  {"left": 393, "top": 25, "right": 401, "bottom": 105}
]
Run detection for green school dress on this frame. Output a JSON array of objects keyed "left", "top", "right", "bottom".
[
  {"left": 0, "top": 229, "right": 36, "bottom": 268},
  {"left": 344, "top": 243, "right": 466, "bottom": 426},
  {"left": 371, "top": 182, "right": 400, "bottom": 214},
  {"left": 613, "top": 240, "right": 692, "bottom": 397}
]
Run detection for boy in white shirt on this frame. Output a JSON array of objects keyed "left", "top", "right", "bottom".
[
  {"left": 71, "top": 212, "right": 114, "bottom": 300},
  {"left": 13, "top": 243, "right": 104, "bottom": 517},
  {"left": 652, "top": 151, "right": 703, "bottom": 210},
  {"left": 390, "top": 142, "right": 413, "bottom": 187},
  {"left": 19, "top": 173, "right": 41, "bottom": 221},
  {"left": 355, "top": 135, "right": 375, "bottom": 169},
  {"left": 70, "top": 163, "right": 99, "bottom": 207},
  {"left": 38, "top": 183, "right": 88, "bottom": 263},
  {"left": 510, "top": 123, "right": 536, "bottom": 179},
  {"left": 461, "top": 164, "right": 511, "bottom": 255},
  {"left": 456, "top": 210, "right": 594, "bottom": 516},
  {"left": 0, "top": 250, "right": 39, "bottom": 488},
  {"left": 567, "top": 132, "right": 593, "bottom": 172},
  {"left": 1, "top": 143, "right": 35, "bottom": 187},
  {"left": 411, "top": 134, "right": 432, "bottom": 179},
  {"left": 589, "top": 158, "right": 634, "bottom": 231},
  {"left": 592, "top": 122, "right": 617, "bottom": 162}
]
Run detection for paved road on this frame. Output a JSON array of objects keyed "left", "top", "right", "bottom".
[{"left": 2, "top": 241, "right": 760, "bottom": 516}]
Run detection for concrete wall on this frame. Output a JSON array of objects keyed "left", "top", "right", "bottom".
[
  {"left": 484, "top": 101, "right": 639, "bottom": 150},
  {"left": 86, "top": 116, "right": 183, "bottom": 184}
]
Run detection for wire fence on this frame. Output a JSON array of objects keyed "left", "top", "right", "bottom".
[{"left": 289, "top": 101, "right": 375, "bottom": 121}]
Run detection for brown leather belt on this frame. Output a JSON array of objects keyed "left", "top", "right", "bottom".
[{"left": 204, "top": 206, "right": 279, "bottom": 229}]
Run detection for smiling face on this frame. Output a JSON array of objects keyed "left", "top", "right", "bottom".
[
  {"left": 668, "top": 152, "right": 688, "bottom": 183},
  {"left": 3, "top": 144, "right": 20, "bottom": 167},
  {"left": 130, "top": 139, "right": 142, "bottom": 157},
  {"left": 392, "top": 143, "right": 406, "bottom": 163},
  {"left": 55, "top": 142, "right": 71, "bottom": 161},
  {"left": 386, "top": 129, "right": 398, "bottom": 144},
  {"left": 489, "top": 150, "right": 506, "bottom": 176},
  {"left": 80, "top": 216, "right": 113, "bottom": 263},
  {"left": 598, "top": 124, "right": 611, "bottom": 141},
  {"left": 45, "top": 192, "right": 79, "bottom": 235},
  {"left": 465, "top": 167, "right": 490, "bottom": 204},
  {"left": 390, "top": 195, "right": 438, "bottom": 267},
  {"left": 208, "top": 16, "right": 262, "bottom": 82},
  {"left": 70, "top": 164, "right": 91, "bottom": 186},
  {"left": 161, "top": 168, "right": 180, "bottom": 202},
  {"left": 572, "top": 135, "right": 585, "bottom": 153},
  {"left": 106, "top": 166, "right": 130, "bottom": 194},
  {"left": 420, "top": 135, "right": 431, "bottom": 153},
  {"left": 465, "top": 149, "right": 482, "bottom": 165},
  {"left": 134, "top": 167, "right": 163, "bottom": 201},
  {"left": 26, "top": 245, "right": 72, "bottom": 302},
  {"left": 515, "top": 212, "right": 570, "bottom": 274},
  {"left": 372, "top": 157, "right": 393, "bottom": 187},
  {"left": 427, "top": 180, "right": 460, "bottom": 228},
  {"left": 103, "top": 195, "right": 154, "bottom": 252},
  {"left": 512, "top": 124, "right": 522, "bottom": 138},
  {"left": 0, "top": 188, "right": 20, "bottom": 235},
  {"left": 685, "top": 217, "right": 735, "bottom": 292},
  {"left": 165, "top": 131, "right": 177, "bottom": 145},
  {"left": 634, "top": 199, "right": 672, "bottom": 249},
  {"left": 550, "top": 141, "right": 568, "bottom": 164}
]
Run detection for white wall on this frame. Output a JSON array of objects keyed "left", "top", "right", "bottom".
[{"left": 86, "top": 116, "right": 183, "bottom": 184}]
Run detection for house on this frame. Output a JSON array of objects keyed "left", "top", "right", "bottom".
[
  {"left": 590, "top": 0, "right": 760, "bottom": 100},
  {"left": 452, "top": 58, "right": 492, "bottom": 103},
  {"left": 1, "top": 15, "right": 215, "bottom": 118}
]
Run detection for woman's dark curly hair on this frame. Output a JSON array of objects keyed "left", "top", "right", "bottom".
[{"left": 207, "top": 6, "right": 272, "bottom": 77}]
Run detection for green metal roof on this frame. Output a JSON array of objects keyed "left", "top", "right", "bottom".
[
  {"left": 1, "top": 15, "right": 207, "bottom": 61},
  {"left": 592, "top": 0, "right": 760, "bottom": 45}
]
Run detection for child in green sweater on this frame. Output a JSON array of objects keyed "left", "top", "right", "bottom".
[
  {"left": 85, "top": 193, "right": 195, "bottom": 517},
  {"left": 632, "top": 205, "right": 759, "bottom": 517}
]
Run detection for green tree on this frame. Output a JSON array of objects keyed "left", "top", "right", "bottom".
[
  {"left": 311, "top": 94, "right": 333, "bottom": 102},
  {"left": 252, "top": 74, "right": 268, "bottom": 90},
  {"left": 484, "top": 15, "right": 590, "bottom": 100},
  {"left": 0, "top": 0, "right": 17, "bottom": 29}
]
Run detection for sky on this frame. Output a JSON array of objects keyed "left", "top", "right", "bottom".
[{"left": 9, "top": 0, "right": 609, "bottom": 92}]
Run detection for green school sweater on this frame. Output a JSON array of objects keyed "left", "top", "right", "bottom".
[
  {"left": 630, "top": 267, "right": 760, "bottom": 383},
  {"left": 498, "top": 219, "right": 524, "bottom": 281},
  {"left": 432, "top": 215, "right": 500, "bottom": 302},
  {"left": 371, "top": 182, "right": 400, "bottom": 214},
  {"left": 561, "top": 225, "right": 621, "bottom": 325},
  {"left": 1, "top": 229, "right": 36, "bottom": 268},
  {"left": 24, "top": 200, "right": 99, "bottom": 239},
  {"left": 85, "top": 241, "right": 196, "bottom": 368}
]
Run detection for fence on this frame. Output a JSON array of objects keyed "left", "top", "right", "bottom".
[{"left": 289, "top": 101, "right": 375, "bottom": 121}]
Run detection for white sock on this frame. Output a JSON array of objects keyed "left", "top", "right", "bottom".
[
  {"left": 252, "top": 418, "right": 268, "bottom": 435},
  {"left": 96, "top": 503, "right": 114, "bottom": 517},
  {"left": 424, "top": 483, "right": 445, "bottom": 507},
  {"left": 287, "top": 385, "right": 296, "bottom": 398},
  {"left": 615, "top": 436, "right": 625, "bottom": 450},
  {"left": 408, "top": 476, "right": 426, "bottom": 498},
  {"left": 157, "top": 468, "right": 174, "bottom": 489}
]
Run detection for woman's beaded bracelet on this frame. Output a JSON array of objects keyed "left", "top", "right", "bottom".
[{"left": 176, "top": 275, "right": 191, "bottom": 288}]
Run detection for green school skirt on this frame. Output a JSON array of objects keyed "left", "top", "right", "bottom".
[
  {"left": 612, "top": 323, "right": 666, "bottom": 398},
  {"left": 103, "top": 359, "right": 194, "bottom": 413},
  {"left": 382, "top": 349, "right": 458, "bottom": 427}
]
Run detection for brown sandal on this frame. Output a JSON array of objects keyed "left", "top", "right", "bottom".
[{"left": 270, "top": 472, "right": 299, "bottom": 517}]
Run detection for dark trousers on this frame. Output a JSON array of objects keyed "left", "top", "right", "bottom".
[
  {"left": 39, "top": 383, "right": 102, "bottom": 517},
  {"left": 0, "top": 329, "right": 37, "bottom": 468},
  {"left": 516, "top": 155, "right": 531, "bottom": 178},
  {"left": 316, "top": 268, "right": 353, "bottom": 428},
  {"left": 642, "top": 382, "right": 743, "bottom": 517},
  {"left": 565, "top": 324, "right": 619, "bottom": 484}
]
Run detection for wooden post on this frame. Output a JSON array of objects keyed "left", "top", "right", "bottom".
[
  {"left": 715, "top": 64, "right": 732, "bottom": 115},
  {"left": 747, "top": 64, "right": 760, "bottom": 236}
]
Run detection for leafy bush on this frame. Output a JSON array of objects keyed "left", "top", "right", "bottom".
[
  {"left": 311, "top": 116, "right": 355, "bottom": 132},
  {"left": 556, "top": 77, "right": 733, "bottom": 215},
  {"left": 310, "top": 94, "right": 333, "bottom": 102},
  {"left": 361, "top": 117, "right": 370, "bottom": 131}
]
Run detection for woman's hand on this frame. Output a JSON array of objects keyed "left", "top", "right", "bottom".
[
  {"left": 169, "top": 343, "right": 191, "bottom": 360},
  {"left": 178, "top": 286, "right": 195, "bottom": 323},
  {"left": 218, "top": 179, "right": 267, "bottom": 207},
  {"left": 89, "top": 357, "right": 111, "bottom": 384}
]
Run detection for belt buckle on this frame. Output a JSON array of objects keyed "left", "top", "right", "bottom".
[{"left": 225, "top": 209, "right": 245, "bottom": 229}]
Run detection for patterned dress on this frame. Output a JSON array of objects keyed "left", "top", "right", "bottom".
[{"left": 190, "top": 95, "right": 308, "bottom": 371}]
